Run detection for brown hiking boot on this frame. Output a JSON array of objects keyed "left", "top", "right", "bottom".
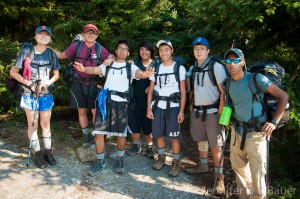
[
  {"left": 168, "top": 159, "right": 180, "bottom": 177},
  {"left": 34, "top": 150, "right": 47, "bottom": 169},
  {"left": 214, "top": 174, "right": 225, "bottom": 196},
  {"left": 185, "top": 161, "right": 208, "bottom": 174},
  {"left": 44, "top": 149, "right": 57, "bottom": 166},
  {"left": 153, "top": 154, "right": 165, "bottom": 170}
]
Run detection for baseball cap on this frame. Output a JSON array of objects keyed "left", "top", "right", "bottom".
[
  {"left": 82, "top": 24, "right": 98, "bottom": 34},
  {"left": 224, "top": 48, "right": 244, "bottom": 59},
  {"left": 156, "top": 40, "right": 173, "bottom": 49},
  {"left": 192, "top": 37, "right": 209, "bottom": 48},
  {"left": 35, "top": 26, "right": 52, "bottom": 36}
]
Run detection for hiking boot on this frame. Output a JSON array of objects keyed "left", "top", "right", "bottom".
[
  {"left": 168, "top": 159, "right": 180, "bottom": 177},
  {"left": 88, "top": 159, "right": 106, "bottom": 177},
  {"left": 126, "top": 143, "right": 141, "bottom": 156},
  {"left": 34, "top": 150, "right": 47, "bottom": 169},
  {"left": 214, "top": 174, "right": 225, "bottom": 196},
  {"left": 153, "top": 154, "right": 166, "bottom": 170},
  {"left": 44, "top": 149, "right": 57, "bottom": 166},
  {"left": 185, "top": 161, "right": 209, "bottom": 175},
  {"left": 83, "top": 133, "right": 93, "bottom": 148},
  {"left": 145, "top": 145, "right": 154, "bottom": 159},
  {"left": 140, "top": 144, "right": 147, "bottom": 155},
  {"left": 113, "top": 156, "right": 124, "bottom": 175}
]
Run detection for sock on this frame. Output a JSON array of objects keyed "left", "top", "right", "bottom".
[
  {"left": 31, "top": 139, "right": 41, "bottom": 152},
  {"left": 157, "top": 147, "right": 165, "bottom": 155},
  {"left": 215, "top": 167, "right": 223, "bottom": 175},
  {"left": 43, "top": 136, "right": 52, "bottom": 150},
  {"left": 96, "top": 152, "right": 105, "bottom": 160},
  {"left": 173, "top": 153, "right": 180, "bottom": 161},
  {"left": 82, "top": 127, "right": 89, "bottom": 135},
  {"left": 117, "top": 150, "right": 125, "bottom": 157},
  {"left": 132, "top": 140, "right": 141, "bottom": 145},
  {"left": 200, "top": 158, "right": 208, "bottom": 164}
]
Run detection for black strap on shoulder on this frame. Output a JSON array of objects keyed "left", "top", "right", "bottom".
[{"left": 73, "top": 41, "right": 83, "bottom": 62}]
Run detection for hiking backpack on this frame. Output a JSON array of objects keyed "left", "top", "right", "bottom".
[
  {"left": 191, "top": 56, "right": 230, "bottom": 89},
  {"left": 6, "top": 42, "right": 55, "bottom": 97},
  {"left": 224, "top": 62, "right": 290, "bottom": 129},
  {"left": 248, "top": 62, "right": 290, "bottom": 128},
  {"left": 63, "top": 34, "right": 102, "bottom": 83},
  {"left": 104, "top": 62, "right": 133, "bottom": 102}
]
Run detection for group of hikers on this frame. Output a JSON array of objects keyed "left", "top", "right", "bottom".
[{"left": 9, "top": 24, "right": 289, "bottom": 198}]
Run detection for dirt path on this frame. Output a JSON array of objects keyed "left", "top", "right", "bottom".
[{"left": 0, "top": 116, "right": 236, "bottom": 199}]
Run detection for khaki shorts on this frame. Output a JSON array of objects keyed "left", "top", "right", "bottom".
[{"left": 190, "top": 110, "right": 225, "bottom": 147}]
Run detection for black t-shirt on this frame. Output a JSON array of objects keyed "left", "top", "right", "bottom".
[{"left": 132, "top": 58, "right": 160, "bottom": 107}]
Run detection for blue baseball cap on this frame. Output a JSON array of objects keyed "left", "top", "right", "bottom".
[
  {"left": 224, "top": 48, "right": 244, "bottom": 59},
  {"left": 192, "top": 37, "right": 209, "bottom": 48},
  {"left": 35, "top": 25, "right": 53, "bottom": 36}
]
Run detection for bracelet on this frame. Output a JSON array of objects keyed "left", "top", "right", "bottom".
[
  {"left": 270, "top": 119, "right": 278, "bottom": 127},
  {"left": 28, "top": 82, "right": 35, "bottom": 88},
  {"left": 179, "top": 112, "right": 184, "bottom": 115}
]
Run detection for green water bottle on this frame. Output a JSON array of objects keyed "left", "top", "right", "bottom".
[{"left": 219, "top": 105, "right": 232, "bottom": 126}]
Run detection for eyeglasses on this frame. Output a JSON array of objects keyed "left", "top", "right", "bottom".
[
  {"left": 225, "top": 58, "right": 242, "bottom": 64},
  {"left": 117, "top": 47, "right": 129, "bottom": 52},
  {"left": 193, "top": 47, "right": 208, "bottom": 52}
]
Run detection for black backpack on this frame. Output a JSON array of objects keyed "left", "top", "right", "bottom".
[
  {"left": 191, "top": 56, "right": 229, "bottom": 88},
  {"left": 248, "top": 62, "right": 290, "bottom": 128},
  {"left": 6, "top": 42, "right": 55, "bottom": 97},
  {"left": 104, "top": 62, "right": 133, "bottom": 102},
  {"left": 63, "top": 34, "right": 102, "bottom": 83}
]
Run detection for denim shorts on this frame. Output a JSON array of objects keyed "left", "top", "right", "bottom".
[{"left": 20, "top": 94, "right": 54, "bottom": 111}]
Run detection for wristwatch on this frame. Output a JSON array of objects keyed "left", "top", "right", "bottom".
[{"left": 270, "top": 119, "right": 278, "bottom": 127}]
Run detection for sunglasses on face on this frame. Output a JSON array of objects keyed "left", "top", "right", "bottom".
[{"left": 225, "top": 58, "right": 242, "bottom": 64}]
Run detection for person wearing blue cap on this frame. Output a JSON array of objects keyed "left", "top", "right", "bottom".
[
  {"left": 185, "top": 37, "right": 227, "bottom": 195},
  {"left": 223, "top": 48, "right": 288, "bottom": 199},
  {"left": 73, "top": 39, "right": 154, "bottom": 176},
  {"left": 9, "top": 25, "right": 61, "bottom": 169}
]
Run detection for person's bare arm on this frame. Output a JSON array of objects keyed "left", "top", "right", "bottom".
[
  {"left": 135, "top": 68, "right": 154, "bottom": 79},
  {"left": 178, "top": 80, "right": 186, "bottom": 123},
  {"left": 262, "top": 84, "right": 289, "bottom": 135},
  {"left": 10, "top": 66, "right": 31, "bottom": 87},
  {"left": 146, "top": 81, "right": 155, "bottom": 120},
  {"left": 73, "top": 62, "right": 103, "bottom": 75},
  {"left": 217, "top": 83, "right": 225, "bottom": 115}
]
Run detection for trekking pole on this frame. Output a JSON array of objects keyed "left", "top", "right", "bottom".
[
  {"left": 213, "top": 127, "right": 230, "bottom": 193},
  {"left": 26, "top": 80, "right": 41, "bottom": 168},
  {"left": 266, "top": 135, "right": 270, "bottom": 199}
]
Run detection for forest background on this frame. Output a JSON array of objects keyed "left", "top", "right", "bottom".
[{"left": 0, "top": 0, "right": 299, "bottom": 197}]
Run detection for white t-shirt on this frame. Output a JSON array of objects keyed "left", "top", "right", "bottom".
[
  {"left": 188, "top": 61, "right": 227, "bottom": 113},
  {"left": 100, "top": 62, "right": 139, "bottom": 102},
  {"left": 149, "top": 62, "right": 186, "bottom": 109}
]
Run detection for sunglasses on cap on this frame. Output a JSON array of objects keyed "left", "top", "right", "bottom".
[{"left": 225, "top": 58, "right": 243, "bottom": 64}]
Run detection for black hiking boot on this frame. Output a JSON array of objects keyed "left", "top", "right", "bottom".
[
  {"left": 34, "top": 150, "right": 47, "bottom": 169},
  {"left": 145, "top": 145, "right": 154, "bottom": 159},
  {"left": 44, "top": 149, "right": 57, "bottom": 166},
  {"left": 83, "top": 133, "right": 93, "bottom": 148},
  {"left": 113, "top": 156, "right": 124, "bottom": 175},
  {"left": 126, "top": 143, "right": 141, "bottom": 156},
  {"left": 88, "top": 159, "right": 106, "bottom": 177}
]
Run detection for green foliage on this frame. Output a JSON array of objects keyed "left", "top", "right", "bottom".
[{"left": 0, "top": 1, "right": 299, "bottom": 195}]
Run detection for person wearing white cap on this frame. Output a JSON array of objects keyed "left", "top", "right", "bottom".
[
  {"left": 185, "top": 36, "right": 227, "bottom": 195},
  {"left": 223, "top": 48, "right": 288, "bottom": 199},
  {"left": 147, "top": 40, "right": 186, "bottom": 177}
]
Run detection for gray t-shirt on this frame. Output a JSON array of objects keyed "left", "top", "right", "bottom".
[
  {"left": 188, "top": 58, "right": 227, "bottom": 113},
  {"left": 228, "top": 72, "right": 272, "bottom": 122},
  {"left": 14, "top": 47, "right": 61, "bottom": 83}
]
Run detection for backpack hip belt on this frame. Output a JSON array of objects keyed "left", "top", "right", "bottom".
[
  {"left": 108, "top": 90, "right": 130, "bottom": 102},
  {"left": 152, "top": 92, "right": 181, "bottom": 124},
  {"left": 232, "top": 114, "right": 266, "bottom": 151},
  {"left": 193, "top": 100, "right": 219, "bottom": 122}
]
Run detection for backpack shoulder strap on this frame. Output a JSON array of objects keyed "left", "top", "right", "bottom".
[
  {"left": 105, "top": 62, "right": 114, "bottom": 77},
  {"left": 207, "top": 57, "right": 217, "bottom": 86},
  {"left": 73, "top": 41, "right": 83, "bottom": 61},
  {"left": 224, "top": 77, "right": 232, "bottom": 105},
  {"left": 174, "top": 61, "right": 180, "bottom": 90},
  {"left": 126, "top": 62, "right": 131, "bottom": 80},
  {"left": 95, "top": 42, "right": 102, "bottom": 65}
]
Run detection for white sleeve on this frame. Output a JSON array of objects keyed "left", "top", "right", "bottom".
[
  {"left": 179, "top": 65, "right": 187, "bottom": 81},
  {"left": 99, "top": 64, "right": 106, "bottom": 77}
]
